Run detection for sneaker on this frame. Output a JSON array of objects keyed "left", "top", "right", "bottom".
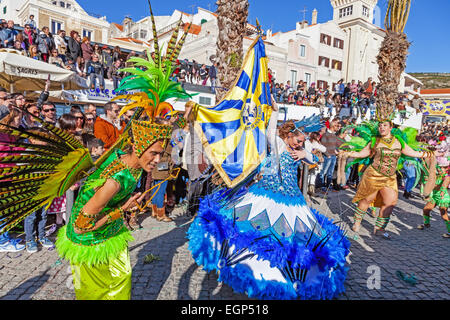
[
  {"left": 26, "top": 241, "right": 38, "bottom": 253},
  {"left": 442, "top": 232, "right": 450, "bottom": 238},
  {"left": 38, "top": 237, "right": 54, "bottom": 248},
  {"left": 0, "top": 239, "right": 25, "bottom": 252}
]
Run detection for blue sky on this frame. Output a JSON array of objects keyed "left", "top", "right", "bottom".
[{"left": 78, "top": 0, "right": 449, "bottom": 73}]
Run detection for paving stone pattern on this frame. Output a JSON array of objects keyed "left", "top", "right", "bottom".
[{"left": 0, "top": 189, "right": 448, "bottom": 300}]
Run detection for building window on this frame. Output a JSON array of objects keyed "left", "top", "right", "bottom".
[
  {"left": 66, "top": 3, "right": 71, "bottom": 9},
  {"left": 51, "top": 20, "right": 63, "bottom": 34},
  {"left": 339, "top": 5, "right": 353, "bottom": 18},
  {"left": 332, "top": 60, "right": 342, "bottom": 71},
  {"left": 318, "top": 56, "right": 330, "bottom": 68},
  {"left": 305, "top": 73, "right": 311, "bottom": 87},
  {"left": 83, "top": 29, "right": 92, "bottom": 40},
  {"left": 320, "top": 33, "right": 332, "bottom": 46},
  {"left": 333, "top": 38, "right": 344, "bottom": 49},
  {"left": 362, "top": 5, "right": 369, "bottom": 17},
  {"left": 290, "top": 70, "right": 298, "bottom": 85},
  {"left": 299, "top": 44, "right": 306, "bottom": 57},
  {"left": 2, "top": 6, "right": 6, "bottom": 14},
  {"left": 52, "top": 1, "right": 57, "bottom": 5},
  {"left": 140, "top": 30, "right": 147, "bottom": 39},
  {"left": 59, "top": 1, "right": 65, "bottom": 8},
  {"left": 199, "top": 96, "right": 212, "bottom": 105},
  {"left": 317, "top": 80, "right": 328, "bottom": 90}
]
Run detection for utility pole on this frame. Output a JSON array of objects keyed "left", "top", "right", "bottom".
[
  {"left": 299, "top": 6, "right": 308, "bottom": 22},
  {"left": 188, "top": 4, "right": 196, "bottom": 15}
]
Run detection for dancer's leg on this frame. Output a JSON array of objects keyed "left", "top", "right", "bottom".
[
  {"left": 418, "top": 202, "right": 434, "bottom": 229},
  {"left": 353, "top": 190, "right": 378, "bottom": 232},
  {"left": 374, "top": 188, "right": 397, "bottom": 237},
  {"left": 439, "top": 207, "right": 450, "bottom": 238}
]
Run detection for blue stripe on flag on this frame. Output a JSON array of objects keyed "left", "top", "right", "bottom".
[
  {"left": 222, "top": 132, "right": 247, "bottom": 180},
  {"left": 256, "top": 38, "right": 266, "bottom": 58},
  {"left": 236, "top": 72, "right": 251, "bottom": 91},
  {"left": 200, "top": 119, "right": 242, "bottom": 145},
  {"left": 251, "top": 50, "right": 261, "bottom": 93},
  {"left": 213, "top": 99, "right": 244, "bottom": 112},
  {"left": 259, "top": 82, "right": 270, "bottom": 106},
  {"left": 252, "top": 126, "right": 266, "bottom": 156}
]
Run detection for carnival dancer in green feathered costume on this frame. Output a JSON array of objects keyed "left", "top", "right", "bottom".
[
  {"left": 339, "top": 114, "right": 445, "bottom": 239},
  {"left": 0, "top": 0, "right": 193, "bottom": 300},
  {"left": 54, "top": 1, "right": 193, "bottom": 299},
  {"left": 418, "top": 160, "right": 450, "bottom": 238}
]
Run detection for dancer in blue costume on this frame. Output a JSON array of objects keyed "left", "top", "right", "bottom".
[{"left": 187, "top": 100, "right": 350, "bottom": 300}]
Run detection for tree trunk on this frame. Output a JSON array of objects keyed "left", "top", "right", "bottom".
[
  {"left": 215, "top": 0, "right": 249, "bottom": 101},
  {"left": 376, "top": 31, "right": 410, "bottom": 119}
]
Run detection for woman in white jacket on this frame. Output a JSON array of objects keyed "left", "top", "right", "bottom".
[{"left": 53, "top": 30, "right": 67, "bottom": 57}]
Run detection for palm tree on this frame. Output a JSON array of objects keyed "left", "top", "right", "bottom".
[
  {"left": 215, "top": 0, "right": 249, "bottom": 101},
  {"left": 376, "top": 0, "right": 412, "bottom": 120}
]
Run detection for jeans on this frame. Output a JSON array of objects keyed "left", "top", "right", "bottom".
[
  {"left": 151, "top": 180, "right": 168, "bottom": 209},
  {"left": 210, "top": 78, "right": 216, "bottom": 93},
  {"left": 90, "top": 73, "right": 105, "bottom": 88},
  {"left": 112, "top": 76, "right": 121, "bottom": 90},
  {"left": 24, "top": 208, "right": 48, "bottom": 242},
  {"left": 319, "top": 155, "right": 337, "bottom": 187},
  {"left": 404, "top": 164, "right": 416, "bottom": 193}
]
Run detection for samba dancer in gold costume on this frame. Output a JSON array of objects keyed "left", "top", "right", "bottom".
[{"left": 341, "top": 120, "right": 443, "bottom": 239}]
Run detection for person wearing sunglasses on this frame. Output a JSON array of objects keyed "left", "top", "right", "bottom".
[
  {"left": 49, "top": 49, "right": 70, "bottom": 70},
  {"left": 83, "top": 113, "right": 95, "bottom": 134},
  {"left": 41, "top": 102, "right": 57, "bottom": 124},
  {"left": 23, "top": 24, "right": 36, "bottom": 50}
]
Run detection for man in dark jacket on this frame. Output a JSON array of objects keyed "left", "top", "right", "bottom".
[
  {"left": 208, "top": 63, "right": 217, "bottom": 93},
  {"left": 101, "top": 46, "right": 113, "bottom": 77},
  {"left": 86, "top": 54, "right": 105, "bottom": 90},
  {"left": 67, "top": 31, "right": 82, "bottom": 63},
  {"left": 1, "top": 20, "right": 17, "bottom": 48}
]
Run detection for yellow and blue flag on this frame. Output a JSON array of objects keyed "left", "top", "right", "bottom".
[{"left": 193, "top": 36, "right": 273, "bottom": 188}]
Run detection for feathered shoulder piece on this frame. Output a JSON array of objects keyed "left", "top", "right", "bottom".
[
  {"left": 292, "top": 114, "right": 324, "bottom": 133},
  {"left": 0, "top": 110, "right": 94, "bottom": 233}
]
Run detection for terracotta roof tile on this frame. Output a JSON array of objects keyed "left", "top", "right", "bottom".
[
  {"left": 183, "top": 23, "right": 201, "bottom": 35},
  {"left": 421, "top": 88, "right": 450, "bottom": 94},
  {"left": 112, "top": 23, "right": 124, "bottom": 32}
]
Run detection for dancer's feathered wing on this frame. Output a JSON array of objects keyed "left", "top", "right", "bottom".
[{"left": 0, "top": 114, "right": 94, "bottom": 233}]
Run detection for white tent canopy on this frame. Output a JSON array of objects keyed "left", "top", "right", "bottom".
[{"left": 0, "top": 49, "right": 88, "bottom": 92}]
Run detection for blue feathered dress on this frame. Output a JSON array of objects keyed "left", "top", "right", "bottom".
[{"left": 187, "top": 137, "right": 351, "bottom": 300}]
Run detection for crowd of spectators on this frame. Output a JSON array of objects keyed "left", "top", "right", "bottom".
[
  {"left": 173, "top": 59, "right": 218, "bottom": 93},
  {"left": 0, "top": 16, "right": 140, "bottom": 91}
]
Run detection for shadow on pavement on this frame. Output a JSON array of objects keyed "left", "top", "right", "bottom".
[{"left": 1, "top": 270, "right": 50, "bottom": 300}]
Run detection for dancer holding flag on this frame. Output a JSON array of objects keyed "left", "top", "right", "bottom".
[{"left": 186, "top": 31, "right": 350, "bottom": 300}]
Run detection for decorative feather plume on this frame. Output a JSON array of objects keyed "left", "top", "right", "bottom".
[{"left": 0, "top": 109, "right": 94, "bottom": 234}]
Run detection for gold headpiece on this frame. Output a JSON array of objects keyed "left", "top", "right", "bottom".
[{"left": 130, "top": 120, "right": 172, "bottom": 157}]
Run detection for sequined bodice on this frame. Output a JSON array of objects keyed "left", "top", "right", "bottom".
[
  {"left": 371, "top": 147, "right": 402, "bottom": 177},
  {"left": 259, "top": 151, "right": 302, "bottom": 197}
]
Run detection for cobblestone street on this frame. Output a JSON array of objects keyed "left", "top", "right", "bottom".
[{"left": 0, "top": 188, "right": 448, "bottom": 300}]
